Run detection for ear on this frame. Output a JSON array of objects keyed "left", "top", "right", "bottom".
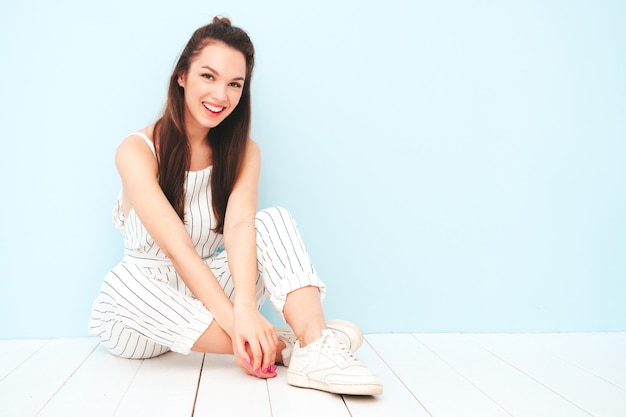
[{"left": 177, "top": 72, "right": 186, "bottom": 88}]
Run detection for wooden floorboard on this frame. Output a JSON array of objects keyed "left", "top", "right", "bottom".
[
  {"left": 470, "top": 333, "right": 626, "bottom": 417},
  {"left": 0, "top": 338, "right": 97, "bottom": 417},
  {"left": 114, "top": 351, "right": 204, "bottom": 417},
  {"left": 36, "top": 344, "right": 143, "bottom": 417},
  {"left": 415, "top": 333, "right": 592, "bottom": 417},
  {"left": 194, "top": 353, "right": 272, "bottom": 417},
  {"left": 344, "top": 338, "right": 430, "bottom": 417},
  {"left": 0, "top": 333, "right": 624, "bottom": 417},
  {"left": 367, "top": 333, "right": 511, "bottom": 417},
  {"left": 0, "top": 339, "right": 50, "bottom": 382},
  {"left": 517, "top": 333, "right": 626, "bottom": 390}
]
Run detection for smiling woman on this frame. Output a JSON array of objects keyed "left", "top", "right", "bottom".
[
  {"left": 86, "top": 16, "right": 383, "bottom": 397},
  {"left": 178, "top": 46, "right": 247, "bottom": 135}
]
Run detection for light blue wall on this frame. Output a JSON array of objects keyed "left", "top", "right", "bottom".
[{"left": 1, "top": 0, "right": 624, "bottom": 339}]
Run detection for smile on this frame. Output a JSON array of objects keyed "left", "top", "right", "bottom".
[{"left": 203, "top": 103, "right": 225, "bottom": 114}]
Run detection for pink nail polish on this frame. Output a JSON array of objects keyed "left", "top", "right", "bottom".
[
  {"left": 254, "top": 368, "right": 260, "bottom": 374},
  {"left": 269, "top": 365, "right": 277, "bottom": 372},
  {"left": 245, "top": 358, "right": 251, "bottom": 366},
  {"left": 262, "top": 367, "right": 269, "bottom": 373}
]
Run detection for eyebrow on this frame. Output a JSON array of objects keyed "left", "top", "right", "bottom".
[{"left": 201, "top": 65, "right": 246, "bottom": 81}]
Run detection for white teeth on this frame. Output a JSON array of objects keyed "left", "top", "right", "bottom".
[{"left": 204, "top": 103, "right": 224, "bottom": 112}]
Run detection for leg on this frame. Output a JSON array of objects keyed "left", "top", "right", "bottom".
[
  {"left": 191, "top": 321, "right": 233, "bottom": 354},
  {"left": 255, "top": 207, "right": 359, "bottom": 348},
  {"left": 193, "top": 246, "right": 288, "bottom": 360},
  {"left": 254, "top": 207, "right": 328, "bottom": 322},
  {"left": 88, "top": 288, "right": 171, "bottom": 359},
  {"left": 90, "top": 238, "right": 292, "bottom": 361},
  {"left": 253, "top": 207, "right": 383, "bottom": 395},
  {"left": 88, "top": 263, "right": 214, "bottom": 359},
  {"left": 192, "top": 321, "right": 288, "bottom": 362},
  {"left": 283, "top": 286, "right": 327, "bottom": 347}
]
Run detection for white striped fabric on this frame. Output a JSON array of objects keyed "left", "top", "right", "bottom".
[
  {"left": 114, "top": 133, "right": 223, "bottom": 261},
  {"left": 88, "top": 133, "right": 325, "bottom": 359}
]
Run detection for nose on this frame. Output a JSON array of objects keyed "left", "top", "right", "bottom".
[{"left": 211, "top": 82, "right": 228, "bottom": 102}]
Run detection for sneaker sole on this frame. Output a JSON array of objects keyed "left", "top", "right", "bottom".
[
  {"left": 287, "top": 370, "right": 383, "bottom": 396},
  {"left": 326, "top": 320, "right": 363, "bottom": 353}
]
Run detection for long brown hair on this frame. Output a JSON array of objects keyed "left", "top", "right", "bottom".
[{"left": 154, "top": 17, "right": 254, "bottom": 234}]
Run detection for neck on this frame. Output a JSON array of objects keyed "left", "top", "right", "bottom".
[
  {"left": 186, "top": 123, "right": 209, "bottom": 146},
  {"left": 183, "top": 107, "right": 210, "bottom": 145}
]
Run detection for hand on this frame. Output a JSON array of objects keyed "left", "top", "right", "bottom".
[{"left": 232, "top": 307, "right": 279, "bottom": 379}]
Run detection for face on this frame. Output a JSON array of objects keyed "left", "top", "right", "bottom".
[{"left": 178, "top": 42, "right": 247, "bottom": 132}]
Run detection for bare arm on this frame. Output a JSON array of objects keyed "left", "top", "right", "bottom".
[
  {"left": 223, "top": 139, "right": 278, "bottom": 376},
  {"left": 223, "top": 139, "right": 261, "bottom": 309},
  {"left": 115, "top": 134, "right": 236, "bottom": 336}
]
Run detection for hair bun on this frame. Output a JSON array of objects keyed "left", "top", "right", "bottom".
[{"left": 212, "top": 16, "right": 232, "bottom": 26}]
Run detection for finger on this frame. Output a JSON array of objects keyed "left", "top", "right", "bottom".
[
  {"left": 271, "top": 329, "right": 279, "bottom": 361},
  {"left": 270, "top": 326, "right": 279, "bottom": 344},
  {"left": 249, "top": 340, "right": 264, "bottom": 376},
  {"left": 245, "top": 342, "right": 255, "bottom": 365},
  {"left": 235, "top": 338, "right": 252, "bottom": 370},
  {"left": 235, "top": 343, "right": 256, "bottom": 376},
  {"left": 259, "top": 333, "right": 277, "bottom": 375},
  {"left": 237, "top": 359, "right": 254, "bottom": 376},
  {"left": 242, "top": 339, "right": 272, "bottom": 378}
]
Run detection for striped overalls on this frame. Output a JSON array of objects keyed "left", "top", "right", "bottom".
[{"left": 88, "top": 133, "right": 326, "bottom": 359}]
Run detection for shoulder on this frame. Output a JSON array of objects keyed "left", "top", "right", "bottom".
[
  {"left": 242, "top": 138, "right": 261, "bottom": 172},
  {"left": 116, "top": 124, "right": 156, "bottom": 153},
  {"left": 246, "top": 138, "right": 261, "bottom": 160},
  {"left": 115, "top": 128, "right": 158, "bottom": 175}
]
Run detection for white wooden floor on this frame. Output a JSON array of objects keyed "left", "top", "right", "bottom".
[{"left": 1, "top": 333, "right": 625, "bottom": 417}]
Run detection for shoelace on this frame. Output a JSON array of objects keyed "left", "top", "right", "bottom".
[
  {"left": 276, "top": 329, "right": 297, "bottom": 346},
  {"left": 319, "top": 331, "right": 360, "bottom": 367}
]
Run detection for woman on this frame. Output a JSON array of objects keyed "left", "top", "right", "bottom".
[{"left": 88, "top": 17, "right": 382, "bottom": 396}]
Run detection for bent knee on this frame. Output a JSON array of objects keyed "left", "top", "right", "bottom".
[{"left": 255, "top": 206, "right": 295, "bottom": 226}]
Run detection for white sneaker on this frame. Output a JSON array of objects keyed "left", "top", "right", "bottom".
[
  {"left": 287, "top": 329, "right": 383, "bottom": 395},
  {"left": 327, "top": 319, "right": 363, "bottom": 352},
  {"left": 277, "top": 320, "right": 363, "bottom": 366},
  {"left": 276, "top": 328, "right": 298, "bottom": 366}
]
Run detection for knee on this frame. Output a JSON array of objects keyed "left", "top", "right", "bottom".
[
  {"left": 255, "top": 207, "right": 299, "bottom": 238},
  {"left": 255, "top": 206, "right": 293, "bottom": 224},
  {"left": 112, "top": 346, "right": 170, "bottom": 360},
  {"left": 104, "top": 337, "right": 170, "bottom": 360}
]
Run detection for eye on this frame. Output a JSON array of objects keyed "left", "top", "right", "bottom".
[
  {"left": 202, "top": 73, "right": 214, "bottom": 80},
  {"left": 229, "top": 81, "right": 243, "bottom": 88}
]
